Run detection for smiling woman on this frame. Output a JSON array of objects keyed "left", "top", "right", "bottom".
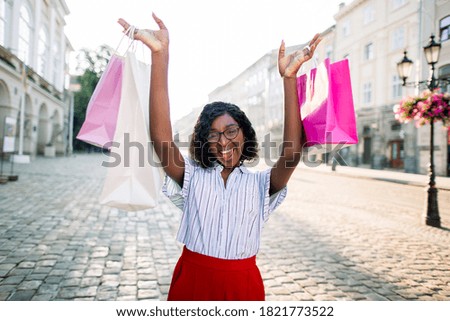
[{"left": 116, "top": 11, "right": 321, "bottom": 300}]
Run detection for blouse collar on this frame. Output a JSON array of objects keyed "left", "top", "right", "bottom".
[{"left": 212, "top": 161, "right": 249, "bottom": 174}]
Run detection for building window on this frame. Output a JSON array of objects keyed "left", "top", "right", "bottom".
[
  {"left": 18, "top": 4, "right": 32, "bottom": 65},
  {"left": 342, "top": 20, "right": 350, "bottom": 37},
  {"left": 270, "top": 70, "right": 277, "bottom": 83},
  {"left": 440, "top": 16, "right": 450, "bottom": 42},
  {"left": 439, "top": 64, "right": 450, "bottom": 93},
  {"left": 363, "top": 5, "right": 375, "bottom": 24},
  {"left": 364, "top": 43, "right": 374, "bottom": 60},
  {"left": 53, "top": 22, "right": 62, "bottom": 86},
  {"left": 53, "top": 41, "right": 61, "bottom": 85},
  {"left": 392, "top": 0, "right": 406, "bottom": 10},
  {"left": 363, "top": 82, "right": 372, "bottom": 104},
  {"left": 392, "top": 27, "right": 405, "bottom": 50},
  {"left": 391, "top": 122, "right": 401, "bottom": 131},
  {"left": 392, "top": 75, "right": 402, "bottom": 98},
  {"left": 38, "top": 27, "right": 49, "bottom": 77}
]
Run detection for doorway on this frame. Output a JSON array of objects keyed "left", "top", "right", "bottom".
[
  {"left": 389, "top": 140, "right": 404, "bottom": 168},
  {"left": 363, "top": 137, "right": 372, "bottom": 164}
]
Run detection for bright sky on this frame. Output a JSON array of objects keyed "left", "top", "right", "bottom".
[{"left": 64, "top": 0, "right": 349, "bottom": 121}]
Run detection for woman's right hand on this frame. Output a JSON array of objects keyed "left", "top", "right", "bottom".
[{"left": 118, "top": 12, "right": 169, "bottom": 53}]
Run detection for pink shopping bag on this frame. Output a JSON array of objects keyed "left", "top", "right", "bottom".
[
  {"left": 76, "top": 55, "right": 124, "bottom": 148},
  {"left": 297, "top": 58, "right": 358, "bottom": 154}
]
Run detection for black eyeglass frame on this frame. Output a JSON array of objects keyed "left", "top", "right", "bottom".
[{"left": 207, "top": 126, "right": 241, "bottom": 143}]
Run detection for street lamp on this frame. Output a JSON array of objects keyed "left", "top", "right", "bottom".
[
  {"left": 396, "top": 34, "right": 442, "bottom": 228},
  {"left": 423, "top": 34, "right": 441, "bottom": 89},
  {"left": 397, "top": 51, "right": 413, "bottom": 86}
]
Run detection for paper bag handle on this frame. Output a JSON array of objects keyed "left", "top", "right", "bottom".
[{"left": 115, "top": 26, "right": 137, "bottom": 55}]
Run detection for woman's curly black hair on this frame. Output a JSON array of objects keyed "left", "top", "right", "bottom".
[{"left": 189, "top": 101, "right": 259, "bottom": 168}]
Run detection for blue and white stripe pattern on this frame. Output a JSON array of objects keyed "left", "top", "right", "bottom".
[{"left": 163, "top": 157, "right": 287, "bottom": 259}]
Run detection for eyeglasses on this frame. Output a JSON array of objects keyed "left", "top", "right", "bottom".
[{"left": 207, "top": 126, "right": 240, "bottom": 143}]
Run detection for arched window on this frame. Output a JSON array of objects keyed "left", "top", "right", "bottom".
[
  {"left": 18, "top": 4, "right": 32, "bottom": 64},
  {"left": 38, "top": 26, "right": 49, "bottom": 77}
]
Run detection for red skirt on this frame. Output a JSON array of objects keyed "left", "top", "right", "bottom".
[{"left": 167, "top": 246, "right": 265, "bottom": 301}]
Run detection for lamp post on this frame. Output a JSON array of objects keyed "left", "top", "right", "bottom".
[{"left": 396, "top": 34, "right": 442, "bottom": 228}]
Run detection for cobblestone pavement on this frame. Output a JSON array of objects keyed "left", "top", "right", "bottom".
[{"left": 0, "top": 153, "right": 449, "bottom": 301}]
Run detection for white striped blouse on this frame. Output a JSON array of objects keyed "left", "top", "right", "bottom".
[{"left": 162, "top": 157, "right": 287, "bottom": 259}]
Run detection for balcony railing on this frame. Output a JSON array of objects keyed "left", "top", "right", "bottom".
[{"left": 0, "top": 44, "right": 64, "bottom": 101}]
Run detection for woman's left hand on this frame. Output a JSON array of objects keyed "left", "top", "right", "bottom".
[{"left": 278, "top": 33, "right": 321, "bottom": 78}]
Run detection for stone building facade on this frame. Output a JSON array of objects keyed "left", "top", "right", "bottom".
[
  {"left": 0, "top": 0, "right": 72, "bottom": 162},
  {"left": 335, "top": 0, "right": 450, "bottom": 176}
]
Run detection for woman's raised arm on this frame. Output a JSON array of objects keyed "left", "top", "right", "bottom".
[
  {"left": 270, "top": 34, "right": 321, "bottom": 195},
  {"left": 118, "top": 13, "right": 185, "bottom": 186}
]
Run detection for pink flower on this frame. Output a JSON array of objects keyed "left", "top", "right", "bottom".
[{"left": 394, "top": 89, "right": 450, "bottom": 128}]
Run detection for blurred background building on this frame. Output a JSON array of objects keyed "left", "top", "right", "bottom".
[
  {"left": 175, "top": 0, "right": 450, "bottom": 176},
  {"left": 334, "top": 0, "right": 449, "bottom": 176},
  {"left": 0, "top": 0, "right": 72, "bottom": 162}
]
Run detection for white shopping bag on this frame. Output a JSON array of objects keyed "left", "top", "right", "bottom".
[{"left": 99, "top": 52, "right": 164, "bottom": 211}]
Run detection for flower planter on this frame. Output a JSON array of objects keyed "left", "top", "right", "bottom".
[{"left": 394, "top": 90, "right": 449, "bottom": 127}]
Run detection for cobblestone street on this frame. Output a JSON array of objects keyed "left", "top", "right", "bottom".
[{"left": 0, "top": 153, "right": 449, "bottom": 301}]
